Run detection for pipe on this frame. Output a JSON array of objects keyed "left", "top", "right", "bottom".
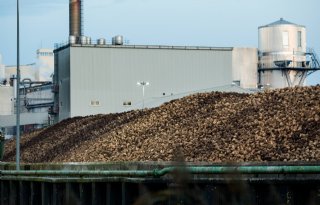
[
  {"left": 188, "top": 166, "right": 320, "bottom": 174},
  {"left": 69, "top": 0, "right": 82, "bottom": 37},
  {"left": 0, "top": 170, "right": 157, "bottom": 177},
  {"left": 156, "top": 166, "right": 320, "bottom": 176},
  {"left": 2, "top": 166, "right": 320, "bottom": 178}
]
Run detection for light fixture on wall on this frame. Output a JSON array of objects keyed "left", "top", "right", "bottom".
[{"left": 137, "top": 81, "right": 150, "bottom": 109}]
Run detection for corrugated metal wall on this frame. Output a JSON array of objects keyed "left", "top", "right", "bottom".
[
  {"left": 60, "top": 46, "right": 233, "bottom": 120},
  {"left": 55, "top": 47, "right": 71, "bottom": 122},
  {"left": 232, "top": 48, "right": 258, "bottom": 89},
  {"left": 0, "top": 113, "right": 49, "bottom": 127},
  {"left": 0, "top": 87, "right": 13, "bottom": 115}
]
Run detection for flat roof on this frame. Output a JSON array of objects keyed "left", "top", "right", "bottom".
[{"left": 54, "top": 43, "right": 234, "bottom": 53}]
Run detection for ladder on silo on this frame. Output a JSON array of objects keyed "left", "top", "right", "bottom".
[
  {"left": 307, "top": 48, "right": 320, "bottom": 70},
  {"left": 283, "top": 48, "right": 320, "bottom": 86}
]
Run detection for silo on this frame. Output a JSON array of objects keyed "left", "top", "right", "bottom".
[
  {"left": 0, "top": 54, "right": 4, "bottom": 82},
  {"left": 258, "top": 18, "right": 307, "bottom": 88}
]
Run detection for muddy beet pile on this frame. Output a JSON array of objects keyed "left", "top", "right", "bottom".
[{"left": 3, "top": 86, "right": 320, "bottom": 163}]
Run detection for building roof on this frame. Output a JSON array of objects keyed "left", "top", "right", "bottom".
[
  {"left": 54, "top": 43, "right": 234, "bottom": 53},
  {"left": 259, "top": 18, "right": 305, "bottom": 29}
]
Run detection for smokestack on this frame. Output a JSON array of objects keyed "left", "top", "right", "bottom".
[{"left": 69, "top": 0, "right": 82, "bottom": 38}]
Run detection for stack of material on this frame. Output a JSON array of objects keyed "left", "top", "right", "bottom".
[{"left": 3, "top": 86, "right": 320, "bottom": 163}]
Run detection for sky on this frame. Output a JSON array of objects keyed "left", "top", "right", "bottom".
[{"left": 0, "top": 0, "right": 319, "bottom": 84}]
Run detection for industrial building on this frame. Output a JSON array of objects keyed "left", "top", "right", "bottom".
[
  {"left": 0, "top": 49, "right": 54, "bottom": 137},
  {"left": 1, "top": 1, "right": 320, "bottom": 204},
  {"left": 53, "top": 44, "right": 257, "bottom": 122},
  {"left": 0, "top": 83, "right": 53, "bottom": 136},
  {"left": 1, "top": 49, "right": 54, "bottom": 84},
  {"left": 52, "top": 0, "right": 319, "bottom": 123},
  {"left": 2, "top": 0, "right": 320, "bottom": 127}
]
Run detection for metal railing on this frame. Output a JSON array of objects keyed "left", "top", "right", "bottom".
[
  {"left": 54, "top": 40, "right": 233, "bottom": 51},
  {"left": 307, "top": 48, "right": 320, "bottom": 69}
]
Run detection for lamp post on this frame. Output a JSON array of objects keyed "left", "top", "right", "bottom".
[
  {"left": 16, "top": 0, "right": 21, "bottom": 170},
  {"left": 137, "top": 81, "right": 149, "bottom": 109}
]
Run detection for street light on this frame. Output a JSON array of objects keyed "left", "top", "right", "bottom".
[
  {"left": 16, "top": 0, "right": 20, "bottom": 170},
  {"left": 16, "top": 0, "right": 21, "bottom": 170},
  {"left": 137, "top": 81, "right": 149, "bottom": 109}
]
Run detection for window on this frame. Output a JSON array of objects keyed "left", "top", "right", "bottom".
[
  {"left": 123, "top": 101, "right": 132, "bottom": 106},
  {"left": 90, "top": 100, "right": 100, "bottom": 106},
  {"left": 282, "top": 31, "right": 289, "bottom": 48},
  {"left": 297, "top": 31, "right": 302, "bottom": 47}
]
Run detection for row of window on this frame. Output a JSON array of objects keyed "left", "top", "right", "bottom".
[
  {"left": 282, "top": 31, "right": 302, "bottom": 48},
  {"left": 38, "top": 52, "right": 53, "bottom": 57}
]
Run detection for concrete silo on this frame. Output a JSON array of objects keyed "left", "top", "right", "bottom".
[
  {"left": 0, "top": 54, "right": 5, "bottom": 82},
  {"left": 258, "top": 18, "right": 308, "bottom": 88}
]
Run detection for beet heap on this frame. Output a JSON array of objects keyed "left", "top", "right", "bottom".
[{"left": 3, "top": 86, "right": 320, "bottom": 163}]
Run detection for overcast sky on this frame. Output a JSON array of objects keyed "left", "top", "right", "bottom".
[{"left": 0, "top": 0, "right": 319, "bottom": 84}]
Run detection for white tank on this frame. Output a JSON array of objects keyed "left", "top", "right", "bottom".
[
  {"left": 0, "top": 64, "right": 5, "bottom": 82},
  {"left": 80, "top": 36, "right": 87, "bottom": 45},
  {"left": 69, "top": 35, "right": 76, "bottom": 44},
  {"left": 97, "top": 38, "right": 106, "bottom": 45},
  {"left": 112, "top": 35, "right": 124, "bottom": 45},
  {"left": 258, "top": 18, "right": 307, "bottom": 88},
  {"left": 0, "top": 54, "right": 4, "bottom": 82},
  {"left": 86, "top": 37, "right": 91, "bottom": 45}
]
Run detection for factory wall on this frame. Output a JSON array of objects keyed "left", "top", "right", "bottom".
[
  {"left": 36, "top": 48, "right": 54, "bottom": 81},
  {"left": 0, "top": 86, "right": 13, "bottom": 115},
  {"left": 24, "top": 85, "right": 53, "bottom": 107},
  {"left": 0, "top": 64, "right": 4, "bottom": 82},
  {"left": 0, "top": 84, "right": 53, "bottom": 136},
  {"left": 55, "top": 47, "right": 71, "bottom": 122},
  {"left": 232, "top": 48, "right": 258, "bottom": 88},
  {"left": 5, "top": 64, "right": 38, "bottom": 82},
  {"left": 0, "top": 54, "right": 5, "bottom": 82},
  {"left": 258, "top": 25, "right": 306, "bottom": 54},
  {"left": 0, "top": 112, "right": 49, "bottom": 127},
  {"left": 55, "top": 45, "right": 235, "bottom": 121}
]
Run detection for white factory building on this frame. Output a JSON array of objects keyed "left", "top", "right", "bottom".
[
  {"left": 1, "top": 49, "right": 54, "bottom": 84},
  {"left": 1, "top": 5, "right": 319, "bottom": 135},
  {"left": 53, "top": 44, "right": 257, "bottom": 122},
  {"left": 52, "top": 16, "right": 319, "bottom": 123},
  {"left": 0, "top": 49, "right": 54, "bottom": 137}
]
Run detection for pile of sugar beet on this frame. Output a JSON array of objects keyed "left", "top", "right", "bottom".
[{"left": 3, "top": 86, "right": 320, "bottom": 163}]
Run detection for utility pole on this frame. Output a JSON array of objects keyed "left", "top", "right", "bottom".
[{"left": 16, "top": 0, "right": 21, "bottom": 170}]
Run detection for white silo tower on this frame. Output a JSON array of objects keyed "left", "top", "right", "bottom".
[
  {"left": 258, "top": 18, "right": 308, "bottom": 88},
  {"left": 0, "top": 54, "right": 5, "bottom": 82}
]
